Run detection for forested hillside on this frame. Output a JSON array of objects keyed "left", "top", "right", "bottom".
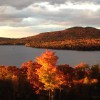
[
  {"left": 0, "top": 27, "right": 100, "bottom": 50},
  {"left": 23, "top": 27, "right": 100, "bottom": 50}
]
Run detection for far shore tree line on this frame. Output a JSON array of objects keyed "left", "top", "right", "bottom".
[
  {"left": 25, "top": 39, "right": 100, "bottom": 50},
  {"left": 1, "top": 38, "right": 100, "bottom": 50},
  {"left": 0, "top": 50, "right": 100, "bottom": 100}
]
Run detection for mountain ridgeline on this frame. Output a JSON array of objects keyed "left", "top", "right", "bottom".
[{"left": 0, "top": 26, "right": 100, "bottom": 50}]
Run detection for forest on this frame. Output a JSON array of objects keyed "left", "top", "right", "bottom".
[
  {"left": 0, "top": 27, "right": 100, "bottom": 50},
  {"left": 0, "top": 50, "right": 100, "bottom": 100}
]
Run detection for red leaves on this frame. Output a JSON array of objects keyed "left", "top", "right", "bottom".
[{"left": 0, "top": 50, "right": 99, "bottom": 96}]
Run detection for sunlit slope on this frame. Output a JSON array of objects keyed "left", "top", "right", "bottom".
[
  {"left": 23, "top": 27, "right": 100, "bottom": 50},
  {"left": 23, "top": 27, "right": 100, "bottom": 42},
  {"left": 0, "top": 27, "right": 100, "bottom": 50}
]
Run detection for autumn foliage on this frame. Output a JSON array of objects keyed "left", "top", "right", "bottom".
[
  {"left": 1, "top": 27, "right": 100, "bottom": 50},
  {"left": 0, "top": 50, "right": 100, "bottom": 100}
]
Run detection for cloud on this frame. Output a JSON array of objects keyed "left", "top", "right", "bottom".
[
  {"left": 0, "top": 0, "right": 100, "bottom": 38},
  {"left": 0, "top": 0, "right": 67, "bottom": 9},
  {"left": 0, "top": 0, "right": 100, "bottom": 9},
  {"left": 66, "top": 0, "right": 100, "bottom": 4},
  {"left": 0, "top": 2, "right": 100, "bottom": 28},
  {"left": 0, "top": 0, "right": 33, "bottom": 9}
]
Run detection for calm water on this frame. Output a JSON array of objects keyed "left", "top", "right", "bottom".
[{"left": 0, "top": 45, "right": 100, "bottom": 67}]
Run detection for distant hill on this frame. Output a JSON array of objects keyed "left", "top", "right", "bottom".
[
  {"left": 0, "top": 26, "right": 100, "bottom": 50},
  {"left": 23, "top": 26, "right": 100, "bottom": 41}
]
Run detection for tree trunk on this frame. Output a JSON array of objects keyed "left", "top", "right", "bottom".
[
  {"left": 49, "top": 89, "right": 54, "bottom": 100},
  {"left": 49, "top": 90, "right": 51, "bottom": 100},
  {"left": 59, "top": 88, "right": 61, "bottom": 100},
  {"left": 51, "top": 90, "right": 54, "bottom": 100}
]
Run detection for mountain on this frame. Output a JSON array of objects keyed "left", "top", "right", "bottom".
[
  {"left": 22, "top": 26, "right": 100, "bottom": 50},
  {"left": 23, "top": 26, "right": 100, "bottom": 41},
  {"left": 0, "top": 26, "right": 100, "bottom": 50}
]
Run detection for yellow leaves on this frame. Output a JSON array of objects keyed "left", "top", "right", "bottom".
[
  {"left": 36, "top": 50, "right": 58, "bottom": 67},
  {"left": 38, "top": 69, "right": 63, "bottom": 90},
  {"left": 91, "top": 79, "right": 98, "bottom": 84},
  {"left": 83, "top": 77, "right": 98, "bottom": 84},
  {"left": 36, "top": 50, "right": 66, "bottom": 91},
  {"left": 12, "top": 75, "right": 18, "bottom": 80},
  {"left": 73, "top": 77, "right": 99, "bottom": 85},
  {"left": 83, "top": 77, "right": 90, "bottom": 84}
]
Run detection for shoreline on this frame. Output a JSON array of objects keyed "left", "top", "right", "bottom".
[{"left": 0, "top": 44, "right": 100, "bottom": 51}]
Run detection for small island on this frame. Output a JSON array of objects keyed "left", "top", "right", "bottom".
[{"left": 0, "top": 27, "right": 100, "bottom": 51}]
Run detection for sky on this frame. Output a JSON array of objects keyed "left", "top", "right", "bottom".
[{"left": 0, "top": 0, "right": 100, "bottom": 38}]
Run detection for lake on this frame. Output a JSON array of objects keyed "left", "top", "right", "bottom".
[{"left": 0, "top": 45, "right": 100, "bottom": 67}]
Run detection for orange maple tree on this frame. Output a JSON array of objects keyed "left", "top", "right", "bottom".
[{"left": 36, "top": 50, "right": 66, "bottom": 100}]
